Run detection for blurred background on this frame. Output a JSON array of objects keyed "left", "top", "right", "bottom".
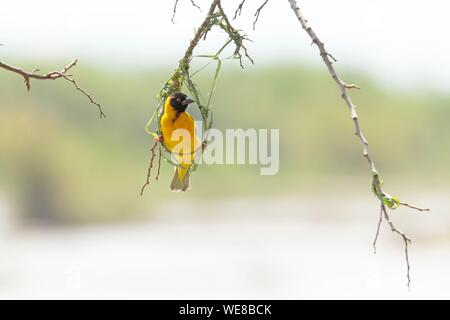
[{"left": 0, "top": 0, "right": 449, "bottom": 299}]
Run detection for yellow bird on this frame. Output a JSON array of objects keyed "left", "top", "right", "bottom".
[{"left": 160, "top": 92, "right": 201, "bottom": 191}]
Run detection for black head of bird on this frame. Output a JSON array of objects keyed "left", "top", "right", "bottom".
[{"left": 170, "top": 92, "right": 195, "bottom": 113}]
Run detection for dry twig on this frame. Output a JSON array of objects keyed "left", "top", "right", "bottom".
[
  {"left": 172, "top": 0, "right": 202, "bottom": 23},
  {"left": 253, "top": 0, "right": 269, "bottom": 29},
  {"left": 0, "top": 58, "right": 105, "bottom": 118},
  {"left": 172, "top": 0, "right": 180, "bottom": 23},
  {"left": 140, "top": 140, "right": 160, "bottom": 196},
  {"left": 400, "top": 202, "right": 431, "bottom": 212},
  {"left": 287, "top": 0, "right": 428, "bottom": 288},
  {"left": 156, "top": 147, "right": 162, "bottom": 181},
  {"left": 373, "top": 205, "right": 383, "bottom": 254},
  {"left": 233, "top": 0, "right": 246, "bottom": 19},
  {"left": 381, "top": 204, "right": 412, "bottom": 287},
  {"left": 233, "top": 0, "right": 269, "bottom": 29}
]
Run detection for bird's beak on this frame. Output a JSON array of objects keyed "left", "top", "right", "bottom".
[{"left": 182, "top": 98, "right": 195, "bottom": 106}]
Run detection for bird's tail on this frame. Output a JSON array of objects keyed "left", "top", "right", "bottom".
[{"left": 170, "top": 166, "right": 190, "bottom": 192}]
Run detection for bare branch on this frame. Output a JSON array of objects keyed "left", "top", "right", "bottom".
[
  {"left": 0, "top": 59, "right": 105, "bottom": 118},
  {"left": 140, "top": 140, "right": 159, "bottom": 196},
  {"left": 172, "top": 0, "right": 180, "bottom": 23},
  {"left": 253, "top": 0, "right": 269, "bottom": 30},
  {"left": 400, "top": 202, "right": 431, "bottom": 212},
  {"left": 381, "top": 204, "right": 412, "bottom": 289},
  {"left": 287, "top": 1, "right": 375, "bottom": 173},
  {"left": 156, "top": 147, "right": 162, "bottom": 181},
  {"left": 172, "top": 0, "right": 202, "bottom": 23},
  {"left": 233, "top": 0, "right": 246, "bottom": 19},
  {"left": 190, "top": 0, "right": 201, "bottom": 11},
  {"left": 287, "top": 0, "right": 428, "bottom": 287},
  {"left": 233, "top": 0, "right": 269, "bottom": 29},
  {"left": 373, "top": 204, "right": 383, "bottom": 254},
  {"left": 59, "top": 73, "right": 106, "bottom": 118}
]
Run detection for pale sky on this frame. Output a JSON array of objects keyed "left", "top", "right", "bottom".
[{"left": 1, "top": 0, "right": 449, "bottom": 91}]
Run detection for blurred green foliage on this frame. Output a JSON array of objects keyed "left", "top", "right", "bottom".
[{"left": 0, "top": 61, "right": 448, "bottom": 223}]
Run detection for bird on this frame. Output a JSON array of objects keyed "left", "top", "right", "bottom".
[{"left": 160, "top": 92, "right": 201, "bottom": 191}]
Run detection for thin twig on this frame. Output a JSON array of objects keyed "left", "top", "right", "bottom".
[
  {"left": 140, "top": 140, "right": 159, "bottom": 196},
  {"left": 400, "top": 202, "right": 431, "bottom": 212},
  {"left": 156, "top": 147, "right": 162, "bottom": 181},
  {"left": 373, "top": 204, "right": 383, "bottom": 254},
  {"left": 0, "top": 58, "right": 105, "bottom": 118},
  {"left": 381, "top": 204, "right": 412, "bottom": 289},
  {"left": 172, "top": 0, "right": 180, "bottom": 23},
  {"left": 59, "top": 73, "right": 106, "bottom": 118},
  {"left": 253, "top": 0, "right": 269, "bottom": 30},
  {"left": 190, "top": 0, "right": 201, "bottom": 11},
  {"left": 172, "top": 0, "right": 202, "bottom": 23},
  {"left": 287, "top": 0, "right": 376, "bottom": 174},
  {"left": 217, "top": 2, "right": 254, "bottom": 68},
  {"left": 233, "top": 0, "right": 246, "bottom": 19}
]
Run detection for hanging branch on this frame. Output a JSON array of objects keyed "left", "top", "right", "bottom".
[
  {"left": 372, "top": 205, "right": 383, "bottom": 254},
  {"left": 140, "top": 140, "right": 161, "bottom": 196},
  {"left": 0, "top": 58, "right": 105, "bottom": 118},
  {"left": 287, "top": 0, "right": 429, "bottom": 288}
]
